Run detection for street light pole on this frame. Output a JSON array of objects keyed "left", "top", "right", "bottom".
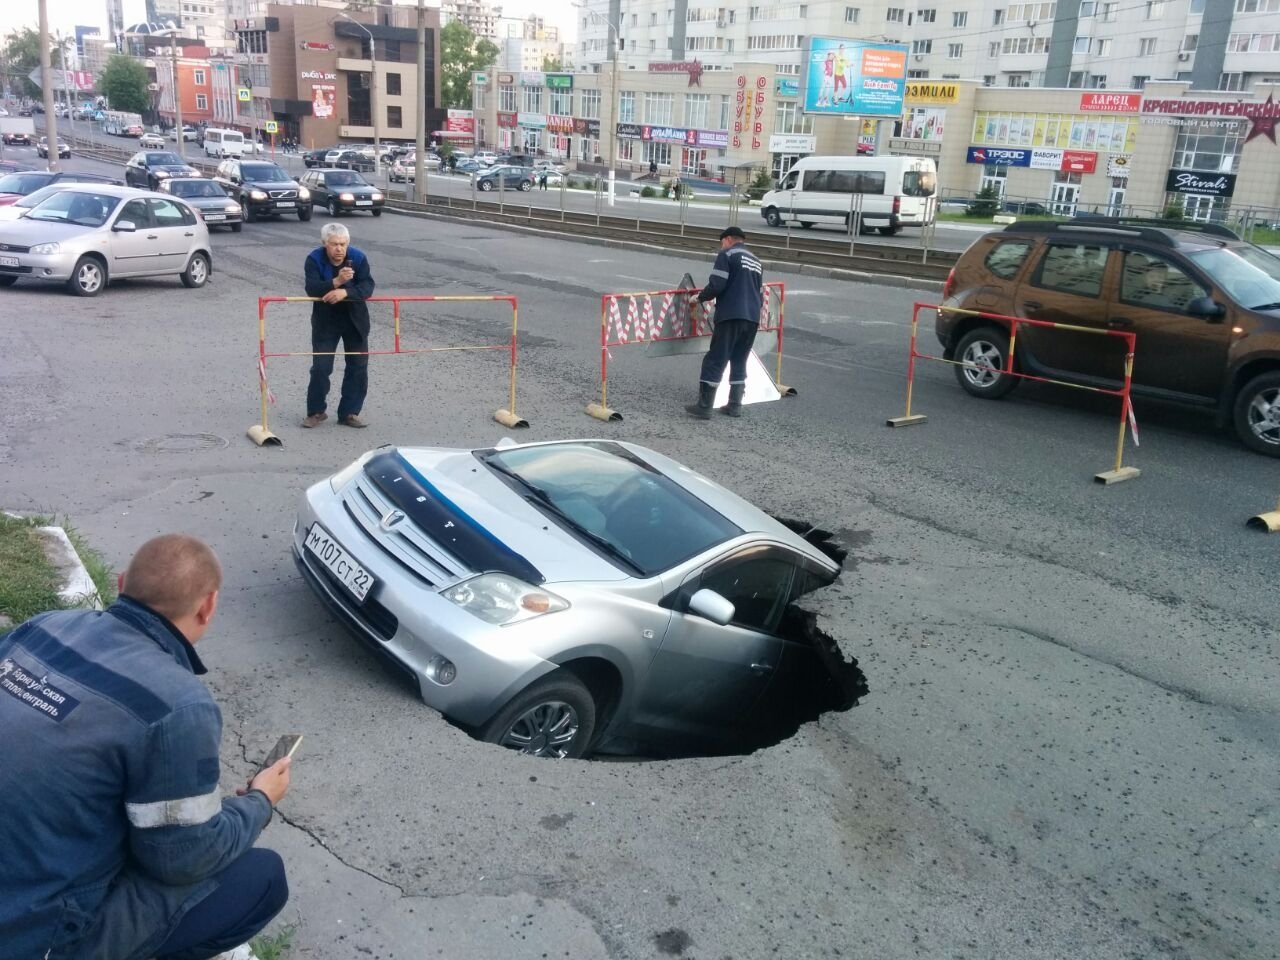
[
  {"left": 38, "top": 0, "right": 59, "bottom": 172},
  {"left": 414, "top": 0, "right": 426, "bottom": 199},
  {"left": 170, "top": 37, "right": 184, "bottom": 162},
  {"left": 337, "top": 12, "right": 380, "bottom": 179}
]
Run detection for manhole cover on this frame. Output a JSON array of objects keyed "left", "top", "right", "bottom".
[{"left": 135, "top": 434, "right": 229, "bottom": 453}]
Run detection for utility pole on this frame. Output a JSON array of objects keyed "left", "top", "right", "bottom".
[
  {"left": 169, "top": 33, "right": 185, "bottom": 162},
  {"left": 414, "top": 0, "right": 426, "bottom": 200},
  {"left": 38, "top": 0, "right": 59, "bottom": 171},
  {"left": 337, "top": 13, "right": 379, "bottom": 179}
]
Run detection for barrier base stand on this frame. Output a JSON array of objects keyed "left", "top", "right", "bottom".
[
  {"left": 493, "top": 408, "right": 530, "bottom": 429},
  {"left": 1246, "top": 510, "right": 1280, "bottom": 533},
  {"left": 586, "top": 402, "right": 622, "bottom": 422},
  {"left": 886, "top": 414, "right": 928, "bottom": 428},
  {"left": 247, "top": 424, "right": 282, "bottom": 447},
  {"left": 776, "top": 382, "right": 798, "bottom": 397},
  {"left": 1094, "top": 466, "right": 1140, "bottom": 485}
]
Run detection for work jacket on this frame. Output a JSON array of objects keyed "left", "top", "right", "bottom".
[
  {"left": 304, "top": 245, "right": 376, "bottom": 335},
  {"left": 697, "top": 242, "right": 764, "bottom": 325},
  {"left": 0, "top": 598, "right": 272, "bottom": 960}
]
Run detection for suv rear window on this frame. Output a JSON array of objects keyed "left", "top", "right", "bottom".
[
  {"left": 1033, "top": 243, "right": 1108, "bottom": 298},
  {"left": 984, "top": 240, "right": 1033, "bottom": 279}
]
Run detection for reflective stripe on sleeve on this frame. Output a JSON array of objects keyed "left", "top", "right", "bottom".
[
  {"left": 126, "top": 789, "right": 221, "bottom": 829},
  {"left": 709, "top": 269, "right": 729, "bottom": 278}
]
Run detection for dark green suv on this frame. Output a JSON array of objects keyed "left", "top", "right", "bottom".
[{"left": 936, "top": 216, "right": 1280, "bottom": 456}]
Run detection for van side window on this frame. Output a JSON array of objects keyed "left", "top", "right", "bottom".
[
  {"left": 1032, "top": 243, "right": 1109, "bottom": 298},
  {"left": 782, "top": 171, "right": 798, "bottom": 190},
  {"left": 984, "top": 241, "right": 1033, "bottom": 280},
  {"left": 802, "top": 169, "right": 886, "bottom": 194}
]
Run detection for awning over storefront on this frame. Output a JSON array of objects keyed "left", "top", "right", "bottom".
[{"left": 432, "top": 129, "right": 475, "bottom": 141}]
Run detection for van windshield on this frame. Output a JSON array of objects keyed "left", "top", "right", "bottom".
[{"left": 903, "top": 169, "right": 936, "bottom": 197}]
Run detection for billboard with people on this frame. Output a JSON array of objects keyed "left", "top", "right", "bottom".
[{"left": 802, "top": 38, "right": 908, "bottom": 117}]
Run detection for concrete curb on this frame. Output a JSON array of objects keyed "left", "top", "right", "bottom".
[{"left": 3, "top": 512, "right": 103, "bottom": 612}]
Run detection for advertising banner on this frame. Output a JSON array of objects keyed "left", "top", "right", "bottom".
[
  {"left": 573, "top": 118, "right": 602, "bottom": 137},
  {"left": 696, "top": 129, "right": 729, "bottom": 148},
  {"left": 769, "top": 133, "right": 817, "bottom": 153},
  {"left": 1079, "top": 93, "right": 1141, "bottom": 112},
  {"left": 905, "top": 82, "right": 959, "bottom": 105},
  {"left": 311, "top": 84, "right": 336, "bottom": 119},
  {"left": 547, "top": 115, "right": 574, "bottom": 133},
  {"left": 904, "top": 108, "right": 945, "bottom": 140},
  {"left": 496, "top": 111, "right": 517, "bottom": 128},
  {"left": 446, "top": 109, "right": 475, "bottom": 135},
  {"left": 649, "top": 60, "right": 705, "bottom": 86},
  {"left": 616, "top": 122, "right": 642, "bottom": 139},
  {"left": 1061, "top": 150, "right": 1098, "bottom": 173},
  {"left": 1108, "top": 154, "right": 1131, "bottom": 177},
  {"left": 517, "top": 112, "right": 546, "bottom": 128},
  {"left": 520, "top": 71, "right": 545, "bottom": 87},
  {"left": 802, "top": 38, "right": 907, "bottom": 117},
  {"left": 966, "top": 145, "right": 1031, "bottom": 166},
  {"left": 545, "top": 74, "right": 573, "bottom": 90},
  {"left": 1030, "top": 148, "right": 1063, "bottom": 169},
  {"left": 775, "top": 78, "right": 799, "bottom": 98},
  {"left": 644, "top": 124, "right": 692, "bottom": 144},
  {"left": 1165, "top": 170, "right": 1236, "bottom": 197}
]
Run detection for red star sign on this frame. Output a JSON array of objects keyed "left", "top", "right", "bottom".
[
  {"left": 1245, "top": 94, "right": 1278, "bottom": 145},
  {"left": 687, "top": 59, "right": 703, "bottom": 87}
]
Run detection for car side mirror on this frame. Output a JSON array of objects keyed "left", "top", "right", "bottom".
[
  {"left": 687, "top": 588, "right": 735, "bottom": 626},
  {"left": 113, "top": 220, "right": 137, "bottom": 232},
  {"left": 1188, "top": 296, "right": 1226, "bottom": 321}
]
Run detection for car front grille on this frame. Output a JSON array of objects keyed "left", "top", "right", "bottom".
[
  {"left": 342, "top": 475, "right": 467, "bottom": 587},
  {"left": 0, "top": 243, "right": 31, "bottom": 253},
  {"left": 268, "top": 189, "right": 298, "bottom": 199}
]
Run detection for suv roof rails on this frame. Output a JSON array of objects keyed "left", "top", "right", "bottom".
[{"left": 1003, "top": 215, "right": 1239, "bottom": 245}]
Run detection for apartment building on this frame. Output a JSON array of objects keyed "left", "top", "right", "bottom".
[
  {"left": 576, "top": 0, "right": 1280, "bottom": 94},
  {"left": 441, "top": 0, "right": 504, "bottom": 39}
]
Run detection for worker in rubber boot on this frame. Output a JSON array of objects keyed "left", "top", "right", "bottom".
[{"left": 687, "top": 226, "right": 764, "bottom": 419}]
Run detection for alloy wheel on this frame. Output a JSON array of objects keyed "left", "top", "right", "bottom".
[
  {"left": 961, "top": 339, "right": 1004, "bottom": 388},
  {"left": 76, "top": 261, "right": 103, "bottom": 294},
  {"left": 1247, "top": 386, "right": 1280, "bottom": 447}
]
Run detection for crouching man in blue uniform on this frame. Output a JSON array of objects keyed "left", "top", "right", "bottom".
[
  {"left": 688, "top": 225, "right": 764, "bottom": 419},
  {"left": 0, "top": 534, "right": 292, "bottom": 960}
]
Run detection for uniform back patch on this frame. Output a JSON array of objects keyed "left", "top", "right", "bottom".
[{"left": 0, "top": 657, "right": 81, "bottom": 722}]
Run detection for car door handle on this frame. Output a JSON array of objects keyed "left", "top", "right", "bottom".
[
  {"left": 146, "top": 234, "right": 158, "bottom": 240},
  {"left": 1022, "top": 300, "right": 1042, "bottom": 313},
  {"left": 184, "top": 232, "right": 193, "bottom": 237},
  {"left": 750, "top": 662, "right": 774, "bottom": 673},
  {"left": 1108, "top": 317, "right": 1133, "bottom": 328}
]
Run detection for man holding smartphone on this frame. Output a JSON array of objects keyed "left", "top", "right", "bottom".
[{"left": 302, "top": 221, "right": 377, "bottom": 429}]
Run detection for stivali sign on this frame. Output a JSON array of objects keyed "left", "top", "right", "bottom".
[{"left": 1165, "top": 170, "right": 1236, "bottom": 197}]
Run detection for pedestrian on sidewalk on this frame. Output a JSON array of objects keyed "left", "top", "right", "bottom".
[
  {"left": 686, "top": 226, "right": 763, "bottom": 419},
  {"left": 302, "top": 222, "right": 377, "bottom": 429},
  {"left": 0, "top": 534, "right": 292, "bottom": 960},
  {"left": 538, "top": 168, "right": 549, "bottom": 190}
]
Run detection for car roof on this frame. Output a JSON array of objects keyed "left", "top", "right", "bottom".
[
  {"left": 33, "top": 182, "right": 164, "bottom": 198},
  {"left": 1000, "top": 216, "right": 1242, "bottom": 250}
]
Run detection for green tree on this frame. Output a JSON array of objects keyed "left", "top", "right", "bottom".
[
  {"left": 967, "top": 183, "right": 1002, "bottom": 217},
  {"left": 98, "top": 55, "right": 150, "bottom": 113},
  {"left": 440, "top": 20, "right": 499, "bottom": 109},
  {"left": 1, "top": 27, "right": 65, "bottom": 99},
  {"left": 541, "top": 54, "right": 563, "bottom": 72}
]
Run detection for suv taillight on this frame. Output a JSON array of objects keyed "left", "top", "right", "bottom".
[{"left": 942, "top": 267, "right": 956, "bottom": 300}]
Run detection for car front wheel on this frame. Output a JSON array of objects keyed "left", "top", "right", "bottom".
[
  {"left": 298, "top": 205, "right": 312, "bottom": 222},
  {"left": 67, "top": 256, "right": 105, "bottom": 297},
  {"left": 181, "top": 252, "right": 209, "bottom": 288},
  {"left": 764, "top": 207, "right": 782, "bottom": 227},
  {"left": 328, "top": 198, "right": 340, "bottom": 217},
  {"left": 479, "top": 180, "right": 493, "bottom": 191},
  {"left": 479, "top": 673, "right": 597, "bottom": 759},
  {"left": 1233, "top": 371, "right": 1280, "bottom": 456},
  {"left": 953, "top": 326, "right": 1019, "bottom": 399},
  {"left": 241, "top": 199, "right": 255, "bottom": 223}
]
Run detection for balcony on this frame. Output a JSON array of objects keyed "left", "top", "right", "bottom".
[{"left": 337, "top": 57, "right": 372, "bottom": 73}]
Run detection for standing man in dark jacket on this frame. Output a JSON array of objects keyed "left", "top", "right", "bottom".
[
  {"left": 303, "top": 221, "right": 376, "bottom": 428},
  {"left": 687, "top": 226, "right": 764, "bottom": 419},
  {"left": 0, "top": 534, "right": 292, "bottom": 960}
]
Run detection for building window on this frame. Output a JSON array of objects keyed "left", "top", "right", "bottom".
[
  {"left": 650, "top": 11, "right": 657, "bottom": 24},
  {"left": 642, "top": 141, "right": 672, "bottom": 166},
  {"left": 193, "top": 69, "right": 206, "bottom": 85},
  {"left": 845, "top": 7, "right": 860, "bottom": 22},
  {"left": 947, "top": 43, "right": 962, "bottom": 59},
  {"left": 1095, "top": 38, "right": 1112, "bottom": 56},
  {"left": 550, "top": 89, "right": 572, "bottom": 115},
  {"left": 522, "top": 86, "right": 542, "bottom": 113},
  {"left": 1100, "top": 1, "right": 1117, "bottom": 19},
  {"left": 685, "top": 93, "right": 709, "bottom": 128},
  {"left": 384, "top": 73, "right": 400, "bottom": 96},
  {"left": 989, "top": 41, "right": 1000, "bottom": 57},
  {"left": 911, "top": 39, "right": 932, "bottom": 54},
  {"left": 650, "top": 39, "right": 657, "bottom": 51},
  {"left": 195, "top": 93, "right": 207, "bottom": 110},
  {"left": 1173, "top": 119, "right": 1245, "bottom": 172},
  {"left": 1228, "top": 32, "right": 1280, "bottom": 52},
  {"left": 1080, "top": 0, "right": 1096, "bottom": 13},
  {"left": 681, "top": 147, "right": 707, "bottom": 176},
  {"left": 1006, "top": 37, "right": 1051, "bottom": 54},
  {"left": 953, "top": 10, "right": 968, "bottom": 25},
  {"left": 908, "top": 69, "right": 930, "bottom": 78},
  {"left": 1218, "top": 72, "right": 1247, "bottom": 90},
  {"left": 993, "top": 8, "right": 1005, "bottom": 23},
  {"left": 887, "top": 7, "right": 905, "bottom": 22},
  {"left": 1145, "top": 0, "right": 1164, "bottom": 18},
  {"left": 720, "top": 95, "right": 731, "bottom": 129},
  {"left": 499, "top": 84, "right": 517, "bottom": 111},
  {"left": 387, "top": 105, "right": 402, "bottom": 128},
  {"left": 983, "top": 74, "right": 996, "bottom": 85},
  {"left": 618, "top": 137, "right": 635, "bottom": 161},
  {"left": 1237, "top": 0, "right": 1280, "bottom": 10},
  {"left": 1131, "top": 75, "right": 1150, "bottom": 87},
  {"left": 773, "top": 99, "right": 813, "bottom": 133},
  {"left": 918, "top": 8, "right": 937, "bottom": 21},
  {"left": 1073, "top": 37, "right": 1090, "bottom": 54},
  {"left": 1005, "top": 2, "right": 1056, "bottom": 20},
  {"left": 619, "top": 90, "right": 636, "bottom": 123},
  {"left": 1088, "top": 74, "right": 1107, "bottom": 87},
  {"left": 580, "top": 88, "right": 601, "bottom": 119},
  {"left": 1183, "top": 34, "right": 1198, "bottom": 50},
  {"left": 644, "top": 91, "right": 674, "bottom": 125}
]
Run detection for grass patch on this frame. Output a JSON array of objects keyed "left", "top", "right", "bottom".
[
  {"left": 252, "top": 924, "right": 297, "bottom": 960},
  {"left": 62, "top": 522, "right": 117, "bottom": 606},
  {"left": 0, "top": 514, "right": 63, "bottom": 629}
]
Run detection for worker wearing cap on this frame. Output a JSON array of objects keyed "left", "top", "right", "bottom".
[{"left": 687, "top": 226, "right": 764, "bottom": 419}]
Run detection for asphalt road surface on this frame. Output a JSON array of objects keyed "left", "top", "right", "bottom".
[{"left": 0, "top": 171, "right": 1277, "bottom": 960}]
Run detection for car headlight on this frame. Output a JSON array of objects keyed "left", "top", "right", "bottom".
[
  {"left": 224, "top": 203, "right": 239, "bottom": 213},
  {"left": 328, "top": 450, "right": 375, "bottom": 493},
  {"left": 29, "top": 241, "right": 59, "bottom": 255},
  {"left": 339, "top": 192, "right": 354, "bottom": 202},
  {"left": 155, "top": 169, "right": 170, "bottom": 178},
  {"left": 298, "top": 187, "right": 311, "bottom": 200},
  {"left": 250, "top": 189, "right": 268, "bottom": 200},
  {"left": 441, "top": 573, "right": 569, "bottom": 626},
  {"left": 371, "top": 192, "right": 383, "bottom": 200}
]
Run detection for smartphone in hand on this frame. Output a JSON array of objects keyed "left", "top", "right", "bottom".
[{"left": 260, "top": 734, "right": 303, "bottom": 773}]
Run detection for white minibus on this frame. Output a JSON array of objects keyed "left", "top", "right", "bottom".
[
  {"left": 760, "top": 156, "right": 937, "bottom": 235},
  {"left": 204, "top": 128, "right": 246, "bottom": 158}
]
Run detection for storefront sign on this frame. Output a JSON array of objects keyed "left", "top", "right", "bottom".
[
  {"left": 546, "top": 114, "right": 574, "bottom": 133},
  {"left": 474, "top": 73, "right": 490, "bottom": 87},
  {"left": 1030, "top": 148, "right": 1063, "bottom": 170},
  {"left": 497, "top": 73, "right": 515, "bottom": 85},
  {"left": 696, "top": 129, "right": 729, "bottom": 148},
  {"left": 1079, "top": 93, "right": 1140, "bottom": 112},
  {"left": 803, "top": 38, "right": 907, "bottom": 118},
  {"left": 496, "top": 111, "right": 517, "bottom": 128},
  {"left": 649, "top": 60, "right": 704, "bottom": 87},
  {"left": 1165, "top": 170, "right": 1236, "bottom": 197},
  {"left": 1107, "top": 154, "right": 1131, "bottom": 178},
  {"left": 888, "top": 137, "right": 941, "bottom": 155},
  {"left": 573, "top": 118, "right": 601, "bottom": 137},
  {"left": 520, "top": 71, "right": 545, "bottom": 87},
  {"left": 301, "top": 70, "right": 337, "bottom": 81},
  {"left": 643, "top": 125, "right": 693, "bottom": 144},
  {"left": 775, "top": 78, "right": 799, "bottom": 98},
  {"left": 769, "top": 133, "right": 817, "bottom": 153},
  {"left": 906, "top": 82, "right": 959, "bottom": 105},
  {"left": 298, "top": 41, "right": 335, "bottom": 51},
  {"left": 311, "top": 84, "right": 336, "bottom": 119},
  {"left": 966, "top": 146, "right": 1031, "bottom": 166},
  {"left": 1142, "top": 96, "right": 1279, "bottom": 143},
  {"left": 447, "top": 109, "right": 475, "bottom": 135},
  {"left": 545, "top": 74, "right": 573, "bottom": 90},
  {"left": 733, "top": 74, "right": 769, "bottom": 150},
  {"left": 616, "top": 122, "right": 642, "bottom": 139},
  {"left": 517, "top": 112, "right": 546, "bottom": 128},
  {"left": 1061, "top": 150, "right": 1097, "bottom": 173}
]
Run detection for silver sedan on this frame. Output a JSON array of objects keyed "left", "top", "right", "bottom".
[
  {"left": 0, "top": 183, "right": 212, "bottom": 296},
  {"left": 294, "top": 439, "right": 857, "bottom": 758}
]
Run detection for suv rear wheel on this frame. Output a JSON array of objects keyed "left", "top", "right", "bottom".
[
  {"left": 1233, "top": 371, "right": 1280, "bottom": 456},
  {"left": 954, "top": 326, "right": 1019, "bottom": 399},
  {"left": 764, "top": 207, "right": 782, "bottom": 227}
]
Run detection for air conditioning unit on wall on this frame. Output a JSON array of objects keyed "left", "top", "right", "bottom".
[{"left": 1178, "top": 52, "right": 1191, "bottom": 61}]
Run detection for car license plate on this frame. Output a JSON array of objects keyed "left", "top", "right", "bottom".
[
  {"left": 305, "top": 523, "right": 376, "bottom": 602},
  {"left": 204, "top": 214, "right": 225, "bottom": 221},
  {"left": 276, "top": 200, "right": 295, "bottom": 208},
  {"left": 0, "top": 256, "right": 18, "bottom": 267},
  {"left": 356, "top": 200, "right": 372, "bottom": 206}
]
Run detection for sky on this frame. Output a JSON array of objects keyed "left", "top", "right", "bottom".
[{"left": 1, "top": 0, "right": 576, "bottom": 44}]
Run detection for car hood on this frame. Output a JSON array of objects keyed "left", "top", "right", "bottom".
[
  {"left": 246, "top": 179, "right": 300, "bottom": 189},
  {"left": 330, "top": 184, "right": 380, "bottom": 195},
  {"left": 0, "top": 218, "right": 98, "bottom": 244},
  {"left": 371, "top": 446, "right": 630, "bottom": 584},
  {"left": 181, "top": 195, "right": 235, "bottom": 210}
]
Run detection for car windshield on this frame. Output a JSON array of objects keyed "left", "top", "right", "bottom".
[
  {"left": 0, "top": 173, "right": 53, "bottom": 195},
  {"left": 325, "top": 171, "right": 364, "bottom": 186},
  {"left": 170, "top": 180, "right": 224, "bottom": 198},
  {"left": 26, "top": 190, "right": 120, "bottom": 227},
  {"left": 242, "top": 164, "right": 290, "bottom": 182},
  {"left": 145, "top": 152, "right": 183, "bottom": 165},
  {"left": 1186, "top": 244, "right": 1280, "bottom": 310},
  {"left": 480, "top": 442, "right": 742, "bottom": 577}
]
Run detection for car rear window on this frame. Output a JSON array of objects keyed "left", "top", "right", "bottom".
[{"left": 984, "top": 240, "right": 1033, "bottom": 280}]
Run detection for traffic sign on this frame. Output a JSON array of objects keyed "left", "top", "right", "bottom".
[
  {"left": 237, "top": 87, "right": 251, "bottom": 102},
  {"left": 264, "top": 120, "right": 278, "bottom": 134}
]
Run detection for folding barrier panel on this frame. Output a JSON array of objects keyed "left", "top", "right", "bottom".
[
  {"left": 586, "top": 281, "right": 794, "bottom": 422},
  {"left": 886, "top": 303, "right": 1141, "bottom": 485},
  {"left": 248, "top": 294, "right": 527, "bottom": 446}
]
